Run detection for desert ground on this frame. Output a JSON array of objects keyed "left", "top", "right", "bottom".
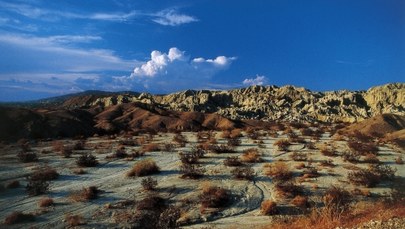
[{"left": 1, "top": 125, "right": 404, "bottom": 228}]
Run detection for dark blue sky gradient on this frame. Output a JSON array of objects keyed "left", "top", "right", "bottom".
[{"left": 0, "top": 0, "right": 404, "bottom": 101}]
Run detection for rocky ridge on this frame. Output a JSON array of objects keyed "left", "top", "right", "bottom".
[{"left": 61, "top": 83, "right": 404, "bottom": 123}]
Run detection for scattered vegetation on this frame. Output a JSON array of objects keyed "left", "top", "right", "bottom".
[
  {"left": 200, "top": 183, "right": 230, "bottom": 209},
  {"left": 275, "top": 182, "right": 304, "bottom": 198},
  {"left": 274, "top": 139, "right": 291, "bottom": 151},
  {"left": 264, "top": 162, "right": 293, "bottom": 182},
  {"left": 291, "top": 195, "right": 309, "bottom": 209},
  {"left": 223, "top": 156, "right": 243, "bottom": 167},
  {"left": 141, "top": 177, "right": 158, "bottom": 191},
  {"left": 241, "top": 148, "right": 263, "bottom": 163},
  {"left": 69, "top": 186, "right": 100, "bottom": 202},
  {"left": 26, "top": 179, "right": 49, "bottom": 196},
  {"left": 127, "top": 159, "right": 160, "bottom": 177},
  {"left": 179, "top": 163, "right": 205, "bottom": 179},
  {"left": 6, "top": 180, "right": 20, "bottom": 189},
  {"left": 76, "top": 153, "right": 98, "bottom": 167},
  {"left": 290, "top": 152, "right": 308, "bottom": 161},
  {"left": 38, "top": 197, "right": 54, "bottom": 207},
  {"left": 347, "top": 164, "right": 396, "bottom": 187},
  {"left": 65, "top": 214, "right": 85, "bottom": 227},
  {"left": 261, "top": 200, "right": 277, "bottom": 215},
  {"left": 30, "top": 166, "right": 59, "bottom": 181},
  {"left": 231, "top": 166, "right": 255, "bottom": 180},
  {"left": 4, "top": 211, "right": 35, "bottom": 225},
  {"left": 17, "top": 151, "right": 38, "bottom": 163},
  {"left": 141, "top": 143, "right": 161, "bottom": 152}
]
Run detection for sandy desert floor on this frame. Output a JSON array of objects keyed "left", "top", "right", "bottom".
[{"left": 0, "top": 129, "right": 404, "bottom": 228}]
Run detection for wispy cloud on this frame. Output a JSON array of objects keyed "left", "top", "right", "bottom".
[
  {"left": 1, "top": 2, "right": 197, "bottom": 26},
  {"left": 0, "top": 33, "right": 135, "bottom": 73},
  {"left": 152, "top": 9, "right": 198, "bottom": 26}
]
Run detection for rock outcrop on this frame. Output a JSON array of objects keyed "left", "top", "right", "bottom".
[{"left": 58, "top": 83, "right": 404, "bottom": 123}]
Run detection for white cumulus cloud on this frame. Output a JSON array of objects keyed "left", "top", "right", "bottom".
[
  {"left": 242, "top": 75, "right": 268, "bottom": 86},
  {"left": 128, "top": 47, "right": 236, "bottom": 92}
]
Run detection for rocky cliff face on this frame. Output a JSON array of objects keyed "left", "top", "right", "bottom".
[{"left": 64, "top": 83, "right": 404, "bottom": 123}]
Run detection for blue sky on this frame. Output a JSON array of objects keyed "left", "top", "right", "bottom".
[{"left": 0, "top": 0, "right": 404, "bottom": 101}]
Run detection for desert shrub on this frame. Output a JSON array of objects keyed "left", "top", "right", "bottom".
[
  {"left": 179, "top": 152, "right": 199, "bottom": 164},
  {"left": 118, "top": 138, "right": 138, "bottom": 146},
  {"left": 220, "top": 130, "right": 231, "bottom": 139},
  {"left": 4, "top": 211, "right": 35, "bottom": 225},
  {"left": 300, "top": 128, "right": 315, "bottom": 136},
  {"left": 295, "top": 162, "right": 306, "bottom": 169},
  {"left": 223, "top": 156, "right": 243, "bottom": 166},
  {"left": 227, "top": 138, "right": 241, "bottom": 147},
  {"left": 137, "top": 194, "right": 166, "bottom": 211},
  {"left": 60, "top": 146, "right": 73, "bottom": 158},
  {"left": 17, "top": 138, "right": 30, "bottom": 152},
  {"left": 319, "top": 159, "right": 335, "bottom": 167},
  {"left": 163, "top": 143, "right": 175, "bottom": 152},
  {"left": 323, "top": 186, "right": 351, "bottom": 212},
  {"left": 290, "top": 152, "right": 308, "bottom": 161},
  {"left": 291, "top": 195, "right": 309, "bottom": 209},
  {"left": 127, "top": 159, "right": 160, "bottom": 177},
  {"left": 210, "top": 144, "right": 235, "bottom": 154},
  {"left": 395, "top": 156, "right": 404, "bottom": 164},
  {"left": 142, "top": 143, "right": 161, "bottom": 152},
  {"left": 261, "top": 200, "right": 277, "bottom": 215},
  {"left": 76, "top": 153, "right": 98, "bottom": 167},
  {"left": 264, "top": 162, "right": 293, "bottom": 182},
  {"left": 26, "top": 179, "right": 49, "bottom": 196},
  {"left": 305, "top": 142, "right": 316, "bottom": 149},
  {"left": 141, "top": 177, "right": 158, "bottom": 191},
  {"left": 200, "top": 184, "right": 230, "bottom": 209},
  {"left": 73, "top": 140, "right": 86, "bottom": 150},
  {"left": 6, "top": 180, "right": 20, "bottom": 189},
  {"left": 347, "top": 169, "right": 380, "bottom": 187},
  {"left": 348, "top": 141, "right": 378, "bottom": 155},
  {"left": 230, "top": 129, "right": 243, "bottom": 139},
  {"left": 241, "top": 148, "right": 263, "bottom": 163},
  {"left": 191, "top": 147, "right": 206, "bottom": 158},
  {"left": 351, "top": 130, "right": 373, "bottom": 142},
  {"left": 197, "top": 131, "right": 212, "bottom": 142},
  {"left": 369, "top": 164, "right": 396, "bottom": 180},
  {"left": 231, "top": 166, "right": 255, "bottom": 180},
  {"left": 17, "top": 151, "right": 38, "bottom": 163},
  {"left": 320, "top": 146, "right": 337, "bottom": 157},
  {"left": 30, "top": 166, "right": 59, "bottom": 181},
  {"left": 70, "top": 186, "right": 100, "bottom": 202},
  {"left": 157, "top": 206, "right": 181, "bottom": 229},
  {"left": 342, "top": 151, "right": 360, "bottom": 163},
  {"left": 172, "top": 133, "right": 187, "bottom": 147},
  {"left": 179, "top": 163, "right": 205, "bottom": 179},
  {"left": 52, "top": 140, "right": 64, "bottom": 152},
  {"left": 275, "top": 182, "right": 304, "bottom": 198},
  {"left": 108, "top": 146, "right": 128, "bottom": 158},
  {"left": 65, "top": 214, "right": 85, "bottom": 227},
  {"left": 302, "top": 167, "right": 320, "bottom": 178},
  {"left": 363, "top": 153, "right": 380, "bottom": 164},
  {"left": 38, "top": 197, "right": 54, "bottom": 207},
  {"left": 274, "top": 139, "right": 291, "bottom": 151}
]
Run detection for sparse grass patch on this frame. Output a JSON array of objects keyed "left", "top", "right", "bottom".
[{"left": 127, "top": 159, "right": 160, "bottom": 177}]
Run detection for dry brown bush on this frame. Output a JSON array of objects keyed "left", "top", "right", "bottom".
[
  {"left": 348, "top": 141, "right": 378, "bottom": 155},
  {"left": 127, "top": 159, "right": 160, "bottom": 177},
  {"left": 141, "top": 177, "right": 158, "bottom": 191},
  {"left": 261, "top": 200, "right": 277, "bottom": 215},
  {"left": 65, "top": 214, "right": 85, "bottom": 227},
  {"left": 210, "top": 144, "right": 235, "bottom": 154},
  {"left": 76, "top": 153, "right": 98, "bottom": 167},
  {"left": 231, "top": 166, "right": 255, "bottom": 180},
  {"left": 26, "top": 179, "right": 49, "bottom": 196},
  {"left": 227, "top": 138, "right": 241, "bottom": 147},
  {"left": 137, "top": 194, "right": 166, "bottom": 211},
  {"left": 323, "top": 186, "right": 351, "bottom": 212},
  {"left": 319, "top": 159, "right": 335, "bottom": 167},
  {"left": 4, "top": 211, "right": 35, "bottom": 225},
  {"left": 348, "top": 164, "right": 396, "bottom": 188},
  {"left": 17, "top": 151, "right": 38, "bottom": 163},
  {"left": 172, "top": 133, "right": 188, "bottom": 147},
  {"left": 241, "top": 148, "right": 262, "bottom": 163},
  {"left": 38, "top": 197, "right": 54, "bottom": 207},
  {"left": 30, "top": 166, "right": 59, "bottom": 181},
  {"left": 223, "top": 156, "right": 243, "bottom": 166},
  {"left": 52, "top": 140, "right": 64, "bottom": 152},
  {"left": 179, "top": 163, "right": 205, "bottom": 179},
  {"left": 291, "top": 195, "right": 309, "bottom": 209},
  {"left": 302, "top": 167, "right": 320, "bottom": 178},
  {"left": 141, "top": 143, "right": 161, "bottom": 152},
  {"left": 200, "top": 183, "right": 230, "bottom": 209},
  {"left": 69, "top": 186, "right": 100, "bottom": 202},
  {"left": 264, "top": 162, "right": 293, "bottom": 182},
  {"left": 275, "top": 182, "right": 304, "bottom": 198},
  {"left": 395, "top": 156, "right": 404, "bottom": 164},
  {"left": 343, "top": 151, "right": 360, "bottom": 163},
  {"left": 72, "top": 168, "right": 86, "bottom": 175},
  {"left": 363, "top": 153, "right": 380, "bottom": 164},
  {"left": 274, "top": 139, "right": 291, "bottom": 151}
]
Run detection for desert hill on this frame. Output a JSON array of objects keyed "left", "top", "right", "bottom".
[{"left": 25, "top": 83, "right": 404, "bottom": 123}]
